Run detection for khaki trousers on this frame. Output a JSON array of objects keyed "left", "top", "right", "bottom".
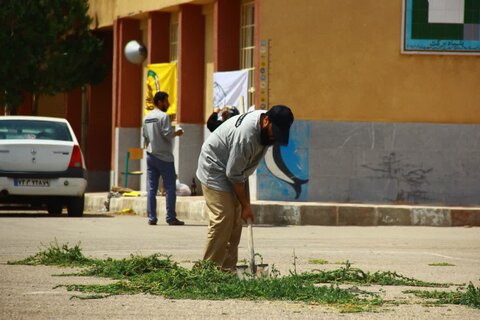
[{"left": 201, "top": 184, "right": 242, "bottom": 270}]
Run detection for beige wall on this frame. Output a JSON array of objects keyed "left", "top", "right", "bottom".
[
  {"left": 259, "top": 0, "right": 480, "bottom": 124},
  {"left": 89, "top": 0, "right": 480, "bottom": 124},
  {"left": 89, "top": 0, "right": 212, "bottom": 28},
  {"left": 88, "top": 0, "right": 115, "bottom": 28}
]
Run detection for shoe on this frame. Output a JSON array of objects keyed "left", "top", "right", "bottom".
[
  {"left": 168, "top": 219, "right": 185, "bottom": 226},
  {"left": 148, "top": 220, "right": 157, "bottom": 225}
]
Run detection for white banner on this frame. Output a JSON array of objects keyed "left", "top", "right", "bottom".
[{"left": 213, "top": 69, "right": 249, "bottom": 113}]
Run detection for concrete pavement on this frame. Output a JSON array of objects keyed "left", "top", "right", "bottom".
[
  {"left": 1, "top": 215, "right": 479, "bottom": 319},
  {"left": 85, "top": 192, "right": 480, "bottom": 226}
]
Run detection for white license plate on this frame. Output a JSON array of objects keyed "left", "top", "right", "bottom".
[{"left": 14, "top": 178, "right": 50, "bottom": 187}]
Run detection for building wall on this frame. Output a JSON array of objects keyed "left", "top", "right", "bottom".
[
  {"left": 86, "top": 1, "right": 480, "bottom": 125},
  {"left": 257, "top": 120, "right": 480, "bottom": 206},
  {"left": 258, "top": 0, "right": 480, "bottom": 124},
  {"left": 86, "top": 0, "right": 480, "bottom": 205},
  {"left": 253, "top": 0, "right": 480, "bottom": 205},
  {"left": 88, "top": 0, "right": 200, "bottom": 28}
]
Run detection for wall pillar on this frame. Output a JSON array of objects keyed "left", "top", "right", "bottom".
[
  {"left": 214, "top": 0, "right": 241, "bottom": 71},
  {"left": 178, "top": 4, "right": 205, "bottom": 124},
  {"left": 65, "top": 31, "right": 114, "bottom": 192},
  {"left": 148, "top": 12, "right": 170, "bottom": 64},
  {"left": 85, "top": 30, "right": 113, "bottom": 192},
  {"left": 175, "top": 5, "right": 205, "bottom": 186},
  {"left": 65, "top": 89, "right": 82, "bottom": 139},
  {"left": 112, "top": 18, "right": 143, "bottom": 189},
  {"left": 16, "top": 93, "right": 33, "bottom": 115}
]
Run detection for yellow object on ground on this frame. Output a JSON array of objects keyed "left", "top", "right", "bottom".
[{"left": 123, "top": 191, "right": 141, "bottom": 197}]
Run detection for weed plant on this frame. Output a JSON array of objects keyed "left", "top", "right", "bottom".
[
  {"left": 80, "top": 254, "right": 177, "bottom": 279},
  {"left": 404, "top": 282, "right": 480, "bottom": 309},
  {"left": 8, "top": 241, "right": 480, "bottom": 311},
  {"left": 7, "top": 240, "right": 93, "bottom": 267},
  {"left": 65, "top": 261, "right": 377, "bottom": 304},
  {"left": 8, "top": 242, "right": 380, "bottom": 312},
  {"left": 298, "top": 261, "right": 450, "bottom": 287}
]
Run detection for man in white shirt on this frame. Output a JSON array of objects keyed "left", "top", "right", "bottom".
[
  {"left": 196, "top": 105, "right": 294, "bottom": 270},
  {"left": 143, "top": 91, "right": 185, "bottom": 226}
]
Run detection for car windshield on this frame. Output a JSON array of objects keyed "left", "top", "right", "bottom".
[{"left": 0, "top": 120, "right": 72, "bottom": 141}]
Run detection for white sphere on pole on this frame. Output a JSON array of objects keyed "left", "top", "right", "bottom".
[{"left": 124, "top": 40, "right": 147, "bottom": 64}]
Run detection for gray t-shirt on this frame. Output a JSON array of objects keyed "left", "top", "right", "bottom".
[
  {"left": 142, "top": 108, "right": 175, "bottom": 162},
  {"left": 196, "top": 110, "right": 268, "bottom": 192}
]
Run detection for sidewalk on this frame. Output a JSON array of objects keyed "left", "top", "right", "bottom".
[{"left": 85, "top": 192, "right": 480, "bottom": 226}]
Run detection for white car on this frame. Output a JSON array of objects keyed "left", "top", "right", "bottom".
[{"left": 0, "top": 116, "right": 87, "bottom": 216}]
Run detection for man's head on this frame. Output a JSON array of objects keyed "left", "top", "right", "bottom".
[
  {"left": 153, "top": 91, "right": 170, "bottom": 112},
  {"left": 261, "top": 105, "right": 294, "bottom": 146},
  {"left": 221, "top": 106, "right": 240, "bottom": 121}
]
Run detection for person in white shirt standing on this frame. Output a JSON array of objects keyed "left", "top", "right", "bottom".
[
  {"left": 196, "top": 105, "right": 294, "bottom": 270},
  {"left": 143, "top": 91, "right": 185, "bottom": 226}
]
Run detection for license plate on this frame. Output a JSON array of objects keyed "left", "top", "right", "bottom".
[{"left": 14, "top": 178, "right": 50, "bottom": 187}]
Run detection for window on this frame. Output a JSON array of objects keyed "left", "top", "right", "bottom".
[{"left": 240, "top": 0, "right": 255, "bottom": 107}]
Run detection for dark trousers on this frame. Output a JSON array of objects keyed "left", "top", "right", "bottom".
[{"left": 146, "top": 153, "right": 177, "bottom": 223}]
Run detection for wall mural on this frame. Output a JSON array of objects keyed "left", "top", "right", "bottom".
[
  {"left": 257, "top": 121, "right": 309, "bottom": 201},
  {"left": 403, "top": 0, "right": 480, "bottom": 53}
]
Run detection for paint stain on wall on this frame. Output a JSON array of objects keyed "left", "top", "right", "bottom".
[{"left": 362, "top": 152, "right": 433, "bottom": 203}]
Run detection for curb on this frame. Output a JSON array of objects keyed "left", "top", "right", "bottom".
[{"left": 85, "top": 193, "right": 480, "bottom": 227}]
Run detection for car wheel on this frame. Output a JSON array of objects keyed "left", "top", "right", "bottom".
[
  {"left": 47, "top": 202, "right": 63, "bottom": 215},
  {"left": 67, "top": 195, "right": 84, "bottom": 217}
]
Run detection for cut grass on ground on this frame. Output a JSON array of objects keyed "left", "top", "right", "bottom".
[{"left": 8, "top": 241, "right": 480, "bottom": 311}]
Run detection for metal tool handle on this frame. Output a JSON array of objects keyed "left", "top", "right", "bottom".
[{"left": 247, "top": 218, "right": 256, "bottom": 274}]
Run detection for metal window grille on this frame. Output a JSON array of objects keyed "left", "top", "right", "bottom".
[{"left": 240, "top": 0, "right": 255, "bottom": 108}]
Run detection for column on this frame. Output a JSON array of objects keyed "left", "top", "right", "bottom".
[
  {"left": 148, "top": 12, "right": 170, "bottom": 64},
  {"left": 176, "top": 4, "right": 205, "bottom": 186},
  {"left": 214, "top": 0, "right": 241, "bottom": 71},
  {"left": 111, "top": 18, "right": 143, "bottom": 188}
]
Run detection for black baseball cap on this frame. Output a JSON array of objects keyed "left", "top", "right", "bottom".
[{"left": 266, "top": 105, "right": 294, "bottom": 146}]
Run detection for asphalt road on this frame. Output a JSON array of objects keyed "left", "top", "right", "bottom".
[{"left": 1, "top": 211, "right": 479, "bottom": 319}]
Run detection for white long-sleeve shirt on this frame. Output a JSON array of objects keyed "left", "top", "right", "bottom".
[{"left": 142, "top": 108, "right": 175, "bottom": 162}]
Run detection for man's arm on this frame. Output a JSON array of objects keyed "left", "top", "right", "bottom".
[
  {"left": 142, "top": 125, "right": 149, "bottom": 148},
  {"left": 232, "top": 181, "right": 253, "bottom": 222},
  {"left": 207, "top": 110, "right": 221, "bottom": 132}
]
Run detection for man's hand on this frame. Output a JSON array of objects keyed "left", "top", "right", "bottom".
[
  {"left": 175, "top": 126, "right": 184, "bottom": 136},
  {"left": 241, "top": 205, "right": 254, "bottom": 222},
  {"left": 233, "top": 182, "right": 254, "bottom": 222}
]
